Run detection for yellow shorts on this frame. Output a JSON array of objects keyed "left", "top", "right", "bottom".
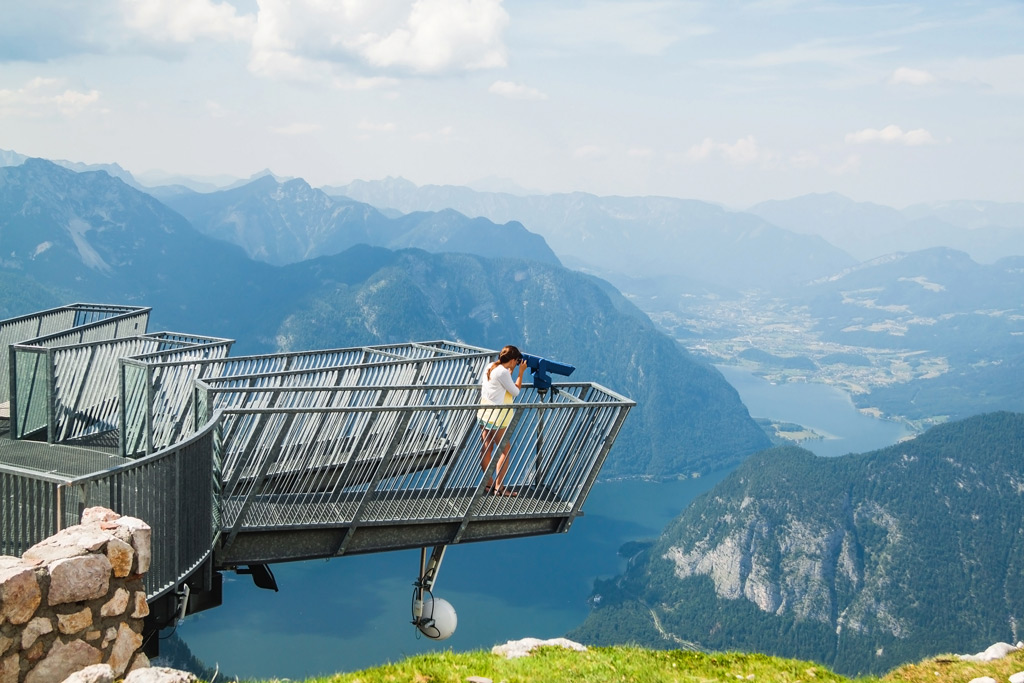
[{"left": 477, "top": 397, "right": 514, "bottom": 429}]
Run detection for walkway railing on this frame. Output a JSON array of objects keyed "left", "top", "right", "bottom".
[
  {"left": 200, "top": 380, "right": 631, "bottom": 560},
  {"left": 122, "top": 341, "right": 490, "bottom": 458},
  {"left": 10, "top": 332, "right": 231, "bottom": 444},
  {"left": 0, "top": 416, "right": 219, "bottom": 600},
  {"left": 1, "top": 304, "right": 149, "bottom": 406}
]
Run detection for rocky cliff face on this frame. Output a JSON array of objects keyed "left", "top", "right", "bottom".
[{"left": 662, "top": 496, "right": 908, "bottom": 635}]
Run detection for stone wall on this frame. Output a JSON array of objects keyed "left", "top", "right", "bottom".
[{"left": 0, "top": 507, "right": 153, "bottom": 683}]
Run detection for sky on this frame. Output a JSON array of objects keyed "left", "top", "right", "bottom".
[{"left": 0, "top": 0, "right": 1022, "bottom": 209}]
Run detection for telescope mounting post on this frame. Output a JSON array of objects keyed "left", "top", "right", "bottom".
[{"left": 412, "top": 545, "right": 447, "bottom": 627}]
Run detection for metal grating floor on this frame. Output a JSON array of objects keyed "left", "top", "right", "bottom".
[
  {"left": 220, "top": 487, "right": 574, "bottom": 530},
  {"left": 0, "top": 419, "right": 130, "bottom": 478}
]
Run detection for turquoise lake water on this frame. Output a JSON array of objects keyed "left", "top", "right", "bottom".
[
  {"left": 176, "top": 366, "right": 912, "bottom": 678},
  {"left": 715, "top": 365, "right": 914, "bottom": 457}
]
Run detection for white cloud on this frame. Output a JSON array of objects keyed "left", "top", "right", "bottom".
[
  {"left": 889, "top": 66, "right": 936, "bottom": 86},
  {"left": 358, "top": 119, "right": 397, "bottom": 133},
  {"left": 205, "top": 100, "right": 229, "bottom": 118},
  {"left": 574, "top": 145, "right": 608, "bottom": 160},
  {"left": 412, "top": 125, "right": 455, "bottom": 141},
  {"left": 271, "top": 122, "right": 323, "bottom": 136},
  {"left": 628, "top": 146, "right": 655, "bottom": 159},
  {"left": 250, "top": 0, "right": 508, "bottom": 81},
  {"left": 944, "top": 53, "right": 1024, "bottom": 96},
  {"left": 845, "top": 125, "right": 937, "bottom": 146},
  {"left": 527, "top": 2, "right": 712, "bottom": 56},
  {"left": 727, "top": 38, "right": 897, "bottom": 69},
  {"left": 121, "top": 0, "right": 255, "bottom": 42},
  {"left": 0, "top": 77, "right": 100, "bottom": 117},
  {"left": 789, "top": 151, "right": 819, "bottom": 168},
  {"left": 339, "top": 76, "right": 402, "bottom": 91},
  {"left": 686, "top": 135, "right": 761, "bottom": 164},
  {"left": 489, "top": 80, "right": 547, "bottom": 100},
  {"left": 829, "top": 153, "right": 862, "bottom": 175}
]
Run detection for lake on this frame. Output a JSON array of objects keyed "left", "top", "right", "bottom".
[
  {"left": 175, "top": 367, "right": 911, "bottom": 678},
  {"left": 715, "top": 365, "right": 914, "bottom": 457}
]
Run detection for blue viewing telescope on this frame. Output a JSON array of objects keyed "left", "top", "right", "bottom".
[{"left": 521, "top": 352, "right": 575, "bottom": 391}]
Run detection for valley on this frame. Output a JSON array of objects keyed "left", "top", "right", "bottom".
[{"left": 641, "top": 290, "right": 959, "bottom": 431}]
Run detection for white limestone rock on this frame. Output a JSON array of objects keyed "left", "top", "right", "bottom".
[
  {"left": 123, "top": 666, "right": 198, "bottom": 683},
  {"left": 492, "top": 637, "right": 587, "bottom": 659},
  {"left": 60, "top": 663, "right": 116, "bottom": 683},
  {"left": 959, "top": 641, "right": 1020, "bottom": 662}
]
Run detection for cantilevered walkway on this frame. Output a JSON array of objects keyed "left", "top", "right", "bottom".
[{"left": 0, "top": 304, "right": 633, "bottom": 632}]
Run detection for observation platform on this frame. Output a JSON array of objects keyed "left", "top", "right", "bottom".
[{"left": 0, "top": 304, "right": 634, "bottom": 631}]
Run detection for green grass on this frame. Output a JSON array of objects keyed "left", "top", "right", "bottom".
[{"left": 223, "top": 645, "right": 1024, "bottom": 683}]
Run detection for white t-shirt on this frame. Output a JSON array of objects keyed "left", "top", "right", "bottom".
[{"left": 480, "top": 363, "right": 520, "bottom": 405}]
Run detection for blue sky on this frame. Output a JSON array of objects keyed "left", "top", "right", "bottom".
[{"left": 1, "top": 0, "right": 1021, "bottom": 208}]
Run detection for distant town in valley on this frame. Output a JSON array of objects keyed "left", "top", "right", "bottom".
[{"left": 651, "top": 291, "right": 948, "bottom": 421}]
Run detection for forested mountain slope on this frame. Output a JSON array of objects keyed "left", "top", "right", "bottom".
[{"left": 571, "top": 412, "right": 1024, "bottom": 674}]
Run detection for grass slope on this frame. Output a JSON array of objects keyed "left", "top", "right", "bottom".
[{"left": 222, "top": 645, "right": 1024, "bottom": 682}]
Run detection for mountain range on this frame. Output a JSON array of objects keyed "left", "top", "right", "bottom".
[
  {"left": 570, "top": 411, "right": 1024, "bottom": 676},
  {"left": 153, "top": 175, "right": 559, "bottom": 267},
  {"left": 750, "top": 193, "right": 1024, "bottom": 264},
  {"left": 0, "top": 157, "right": 770, "bottom": 478},
  {"left": 5, "top": 152, "right": 1023, "bottom": 447},
  {"left": 329, "top": 178, "right": 1024, "bottom": 285},
  {"left": 327, "top": 177, "right": 857, "bottom": 293}
]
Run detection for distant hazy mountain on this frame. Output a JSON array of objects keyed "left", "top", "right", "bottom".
[
  {"left": 902, "top": 199, "right": 1024, "bottom": 231},
  {"left": 156, "top": 176, "right": 559, "bottom": 268},
  {"left": 0, "top": 159, "right": 770, "bottom": 478},
  {"left": 0, "top": 148, "right": 139, "bottom": 188},
  {"left": 571, "top": 411, "right": 1024, "bottom": 675},
  {"left": 750, "top": 193, "right": 1024, "bottom": 263},
  {"left": 326, "top": 179, "right": 856, "bottom": 292},
  {"left": 0, "top": 158, "right": 262, "bottom": 331}
]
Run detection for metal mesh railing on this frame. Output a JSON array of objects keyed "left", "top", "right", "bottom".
[
  {"left": 1, "top": 304, "right": 146, "bottom": 403},
  {"left": 209, "top": 381, "right": 633, "bottom": 555},
  {"left": 4, "top": 305, "right": 150, "bottom": 439},
  {"left": 8, "top": 334, "right": 230, "bottom": 445},
  {"left": 0, "top": 417, "right": 221, "bottom": 600},
  {"left": 0, "top": 465, "right": 68, "bottom": 556},
  {"left": 122, "top": 341, "right": 490, "bottom": 459},
  {"left": 117, "top": 339, "right": 236, "bottom": 458}
]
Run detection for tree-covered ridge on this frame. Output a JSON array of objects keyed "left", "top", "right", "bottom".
[{"left": 571, "top": 412, "right": 1024, "bottom": 675}]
